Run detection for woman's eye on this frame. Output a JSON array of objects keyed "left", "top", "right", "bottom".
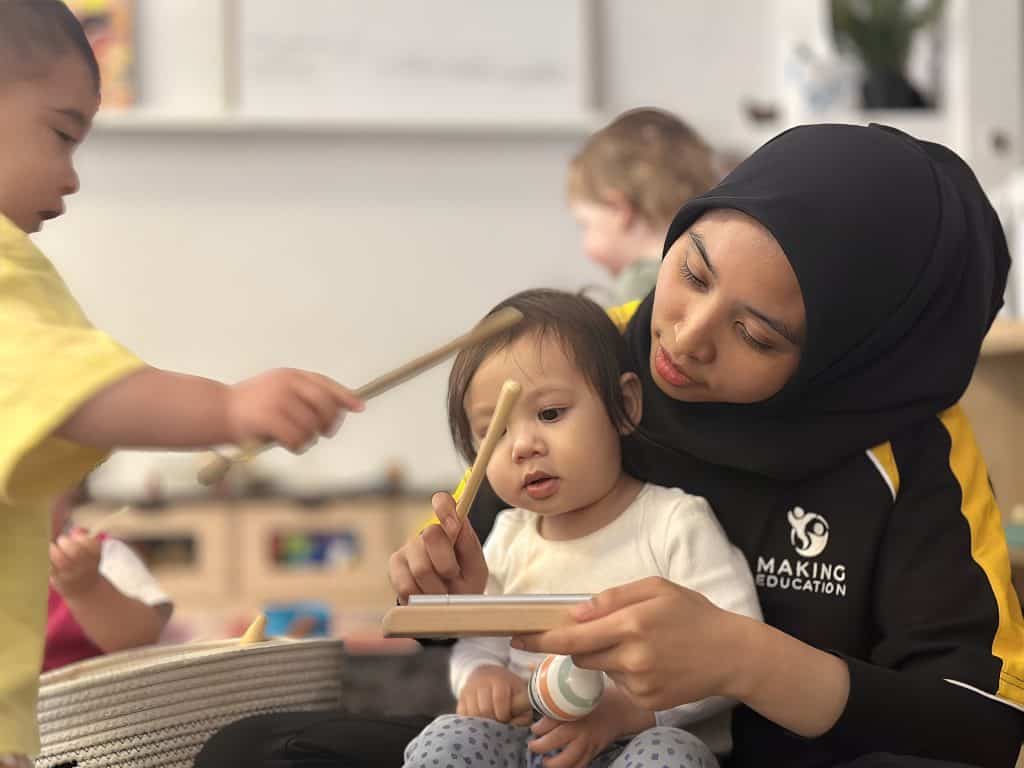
[
  {"left": 538, "top": 408, "right": 563, "bottom": 423},
  {"left": 735, "top": 322, "right": 772, "bottom": 352},
  {"left": 54, "top": 129, "right": 75, "bottom": 143},
  {"left": 680, "top": 256, "right": 707, "bottom": 290}
]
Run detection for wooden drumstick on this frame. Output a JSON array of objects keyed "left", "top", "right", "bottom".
[
  {"left": 455, "top": 379, "right": 521, "bottom": 521},
  {"left": 239, "top": 613, "right": 268, "bottom": 645},
  {"left": 197, "top": 440, "right": 264, "bottom": 487},
  {"left": 197, "top": 307, "right": 524, "bottom": 486},
  {"left": 86, "top": 505, "right": 133, "bottom": 536}
]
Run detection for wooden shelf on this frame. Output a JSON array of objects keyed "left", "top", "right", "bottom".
[
  {"left": 735, "top": 110, "right": 950, "bottom": 154},
  {"left": 92, "top": 109, "right": 604, "bottom": 137},
  {"left": 1011, "top": 547, "right": 1024, "bottom": 568},
  {"left": 77, "top": 496, "right": 432, "bottom": 623},
  {"left": 982, "top": 320, "right": 1024, "bottom": 356}
]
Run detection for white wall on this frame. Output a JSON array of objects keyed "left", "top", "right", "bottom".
[
  {"left": 34, "top": 0, "right": 1013, "bottom": 498},
  {"left": 46, "top": 130, "right": 605, "bottom": 496},
  {"left": 34, "top": 0, "right": 776, "bottom": 498},
  {"left": 596, "top": 0, "right": 774, "bottom": 147}
]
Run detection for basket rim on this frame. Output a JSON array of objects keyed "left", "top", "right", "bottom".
[{"left": 38, "top": 637, "right": 345, "bottom": 694}]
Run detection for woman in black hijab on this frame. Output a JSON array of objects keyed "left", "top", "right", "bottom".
[
  {"left": 198, "top": 124, "right": 1022, "bottom": 767},
  {"left": 510, "top": 123, "right": 1022, "bottom": 766}
]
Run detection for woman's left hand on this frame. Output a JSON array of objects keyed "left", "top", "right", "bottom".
[{"left": 512, "top": 576, "right": 755, "bottom": 711}]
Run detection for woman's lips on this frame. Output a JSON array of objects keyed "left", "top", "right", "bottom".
[{"left": 655, "top": 346, "right": 695, "bottom": 387}]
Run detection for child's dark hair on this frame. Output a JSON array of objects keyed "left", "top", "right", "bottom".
[
  {"left": 448, "top": 289, "right": 636, "bottom": 463},
  {"left": 0, "top": 0, "right": 100, "bottom": 92}
]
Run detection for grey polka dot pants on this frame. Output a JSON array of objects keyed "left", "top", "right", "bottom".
[{"left": 403, "top": 714, "right": 719, "bottom": 768}]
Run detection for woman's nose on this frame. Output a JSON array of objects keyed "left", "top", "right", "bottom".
[{"left": 671, "top": 308, "right": 716, "bottom": 365}]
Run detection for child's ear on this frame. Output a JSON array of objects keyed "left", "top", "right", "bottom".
[{"left": 618, "top": 372, "right": 643, "bottom": 434}]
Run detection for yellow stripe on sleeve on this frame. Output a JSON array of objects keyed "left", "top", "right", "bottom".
[
  {"left": 941, "top": 404, "right": 1024, "bottom": 704},
  {"left": 606, "top": 300, "right": 641, "bottom": 333}
]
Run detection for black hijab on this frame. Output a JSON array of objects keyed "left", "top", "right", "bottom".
[{"left": 625, "top": 123, "right": 1011, "bottom": 480}]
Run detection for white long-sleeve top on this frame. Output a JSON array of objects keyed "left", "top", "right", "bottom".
[{"left": 450, "top": 483, "right": 762, "bottom": 754}]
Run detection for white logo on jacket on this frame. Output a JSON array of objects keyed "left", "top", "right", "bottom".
[
  {"left": 787, "top": 506, "right": 829, "bottom": 558},
  {"left": 755, "top": 507, "right": 846, "bottom": 597}
]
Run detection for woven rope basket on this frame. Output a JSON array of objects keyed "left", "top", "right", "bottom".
[{"left": 36, "top": 637, "right": 345, "bottom": 768}]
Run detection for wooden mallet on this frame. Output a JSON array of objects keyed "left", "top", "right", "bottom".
[
  {"left": 197, "top": 306, "right": 524, "bottom": 486},
  {"left": 84, "top": 505, "right": 133, "bottom": 537},
  {"left": 454, "top": 378, "right": 521, "bottom": 521}
]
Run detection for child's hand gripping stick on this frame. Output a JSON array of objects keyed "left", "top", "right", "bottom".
[{"left": 197, "top": 307, "right": 524, "bottom": 486}]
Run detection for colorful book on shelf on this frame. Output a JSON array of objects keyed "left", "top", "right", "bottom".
[{"left": 64, "top": 0, "right": 136, "bottom": 109}]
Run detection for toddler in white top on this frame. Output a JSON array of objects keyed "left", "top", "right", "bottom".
[{"left": 402, "top": 289, "right": 761, "bottom": 768}]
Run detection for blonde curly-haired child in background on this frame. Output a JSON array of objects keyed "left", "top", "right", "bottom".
[{"left": 568, "top": 108, "right": 719, "bottom": 305}]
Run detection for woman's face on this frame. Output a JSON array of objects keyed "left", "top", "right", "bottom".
[{"left": 650, "top": 209, "right": 806, "bottom": 403}]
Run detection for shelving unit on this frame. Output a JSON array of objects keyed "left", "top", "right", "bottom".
[
  {"left": 92, "top": 109, "right": 604, "bottom": 137},
  {"left": 963, "top": 320, "right": 1024, "bottom": 530},
  {"left": 76, "top": 502, "right": 234, "bottom": 609},
  {"left": 75, "top": 496, "right": 432, "bottom": 641},
  {"left": 981, "top": 320, "right": 1024, "bottom": 356},
  {"left": 737, "top": 108, "right": 954, "bottom": 157}
]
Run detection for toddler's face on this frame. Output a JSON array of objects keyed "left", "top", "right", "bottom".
[
  {"left": 464, "top": 334, "right": 628, "bottom": 531},
  {"left": 0, "top": 54, "right": 98, "bottom": 234}
]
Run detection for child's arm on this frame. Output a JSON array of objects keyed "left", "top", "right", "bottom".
[
  {"left": 49, "top": 530, "right": 169, "bottom": 652},
  {"left": 60, "top": 576, "right": 167, "bottom": 652},
  {"left": 449, "top": 635, "right": 511, "bottom": 697},
  {"left": 55, "top": 366, "right": 363, "bottom": 452}
]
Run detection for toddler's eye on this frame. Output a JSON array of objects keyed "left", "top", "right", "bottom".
[{"left": 538, "top": 408, "right": 563, "bottom": 423}]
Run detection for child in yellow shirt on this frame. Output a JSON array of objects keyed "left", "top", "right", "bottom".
[{"left": 0, "top": 3, "right": 363, "bottom": 763}]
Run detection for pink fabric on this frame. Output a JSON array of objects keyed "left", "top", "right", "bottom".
[{"left": 42, "top": 533, "right": 106, "bottom": 672}]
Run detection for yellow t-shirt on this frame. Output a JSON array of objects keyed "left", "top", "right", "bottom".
[{"left": 0, "top": 215, "right": 144, "bottom": 756}]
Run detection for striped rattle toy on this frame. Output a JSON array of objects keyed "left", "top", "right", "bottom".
[{"left": 528, "top": 654, "right": 605, "bottom": 721}]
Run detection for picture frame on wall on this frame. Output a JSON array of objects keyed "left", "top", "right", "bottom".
[
  {"left": 234, "top": 0, "right": 595, "bottom": 124},
  {"left": 65, "top": 0, "right": 137, "bottom": 109}
]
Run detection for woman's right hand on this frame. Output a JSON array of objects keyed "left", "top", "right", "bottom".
[{"left": 388, "top": 491, "right": 488, "bottom": 602}]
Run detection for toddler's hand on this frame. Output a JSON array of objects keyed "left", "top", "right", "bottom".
[
  {"left": 458, "top": 665, "right": 533, "bottom": 725},
  {"left": 388, "top": 492, "right": 488, "bottom": 602},
  {"left": 227, "top": 369, "right": 363, "bottom": 453},
  {"left": 528, "top": 688, "right": 640, "bottom": 768},
  {"left": 50, "top": 529, "right": 102, "bottom": 598}
]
